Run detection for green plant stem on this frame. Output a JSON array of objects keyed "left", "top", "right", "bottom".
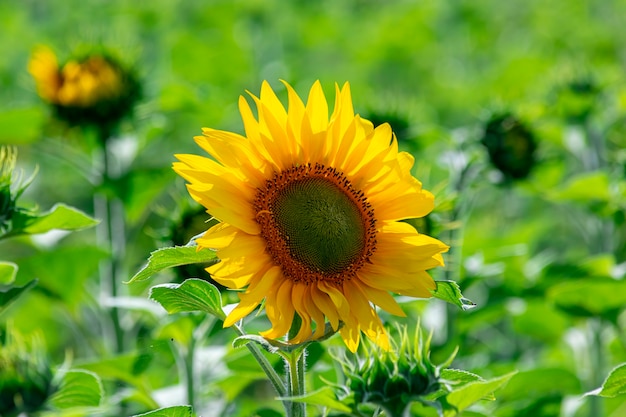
[
  {"left": 588, "top": 318, "right": 605, "bottom": 417},
  {"left": 232, "top": 324, "right": 287, "bottom": 399},
  {"left": 285, "top": 349, "right": 306, "bottom": 417},
  {"left": 96, "top": 127, "right": 124, "bottom": 353}
]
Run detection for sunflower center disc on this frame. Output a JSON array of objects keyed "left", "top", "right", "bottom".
[{"left": 272, "top": 177, "right": 366, "bottom": 274}]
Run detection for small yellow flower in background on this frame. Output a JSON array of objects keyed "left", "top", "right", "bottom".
[
  {"left": 174, "top": 81, "right": 448, "bottom": 352},
  {"left": 28, "top": 46, "right": 140, "bottom": 128}
]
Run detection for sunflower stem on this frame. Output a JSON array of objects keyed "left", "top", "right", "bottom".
[
  {"left": 96, "top": 126, "right": 125, "bottom": 354},
  {"left": 286, "top": 349, "right": 307, "bottom": 417}
]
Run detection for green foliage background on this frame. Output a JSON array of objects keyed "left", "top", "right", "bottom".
[{"left": 1, "top": 0, "right": 626, "bottom": 416}]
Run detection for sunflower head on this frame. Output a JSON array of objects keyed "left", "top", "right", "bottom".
[
  {"left": 28, "top": 46, "right": 140, "bottom": 129},
  {"left": 481, "top": 113, "right": 537, "bottom": 181},
  {"left": 174, "top": 80, "right": 448, "bottom": 352}
]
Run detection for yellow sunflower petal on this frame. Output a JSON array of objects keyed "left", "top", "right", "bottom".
[{"left": 223, "top": 266, "right": 281, "bottom": 327}]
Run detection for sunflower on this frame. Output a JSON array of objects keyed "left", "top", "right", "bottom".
[
  {"left": 28, "top": 46, "right": 140, "bottom": 128},
  {"left": 173, "top": 81, "right": 448, "bottom": 352}
]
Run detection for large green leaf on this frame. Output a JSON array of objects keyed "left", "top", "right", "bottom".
[
  {"left": 48, "top": 370, "right": 103, "bottom": 409},
  {"left": 128, "top": 246, "right": 218, "bottom": 283},
  {"left": 443, "top": 371, "right": 517, "bottom": 416},
  {"left": 431, "top": 280, "right": 476, "bottom": 310},
  {"left": 587, "top": 363, "right": 626, "bottom": 398},
  {"left": 547, "top": 278, "right": 626, "bottom": 316},
  {"left": 8, "top": 203, "right": 98, "bottom": 237},
  {"left": 0, "top": 279, "right": 37, "bottom": 315},
  {"left": 150, "top": 278, "right": 225, "bottom": 319},
  {"left": 0, "top": 261, "right": 18, "bottom": 284},
  {"left": 551, "top": 171, "right": 611, "bottom": 202},
  {"left": 132, "top": 405, "right": 193, "bottom": 417}
]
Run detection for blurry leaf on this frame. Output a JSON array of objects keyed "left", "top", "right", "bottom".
[
  {"left": 49, "top": 370, "right": 102, "bottom": 409},
  {"left": 498, "top": 368, "right": 581, "bottom": 401},
  {"left": 431, "top": 280, "right": 476, "bottom": 310},
  {"left": 16, "top": 245, "right": 108, "bottom": 309},
  {"left": 8, "top": 204, "right": 98, "bottom": 237},
  {"left": 548, "top": 278, "right": 626, "bottom": 316},
  {"left": 76, "top": 352, "right": 153, "bottom": 385},
  {"left": 0, "top": 279, "right": 37, "bottom": 315},
  {"left": 551, "top": 171, "right": 610, "bottom": 202},
  {"left": 0, "top": 107, "right": 45, "bottom": 144},
  {"left": 511, "top": 300, "right": 569, "bottom": 342},
  {"left": 280, "top": 386, "right": 352, "bottom": 413},
  {"left": 149, "top": 278, "right": 224, "bottom": 319},
  {"left": 132, "top": 405, "right": 193, "bottom": 417},
  {"left": 587, "top": 363, "right": 626, "bottom": 398},
  {"left": 0, "top": 261, "right": 18, "bottom": 284},
  {"left": 442, "top": 371, "right": 516, "bottom": 416},
  {"left": 128, "top": 246, "right": 218, "bottom": 283}
]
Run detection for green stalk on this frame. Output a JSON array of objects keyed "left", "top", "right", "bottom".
[
  {"left": 96, "top": 126, "right": 124, "bottom": 353},
  {"left": 285, "top": 350, "right": 306, "bottom": 417},
  {"left": 232, "top": 324, "right": 287, "bottom": 399},
  {"left": 588, "top": 318, "right": 605, "bottom": 417}
]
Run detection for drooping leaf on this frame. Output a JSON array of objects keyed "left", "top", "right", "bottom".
[
  {"left": 431, "top": 280, "right": 476, "bottom": 310},
  {"left": 149, "top": 278, "right": 224, "bottom": 319},
  {"left": 442, "top": 371, "right": 517, "bottom": 416},
  {"left": 0, "top": 279, "right": 37, "bottom": 315},
  {"left": 0, "top": 261, "right": 18, "bottom": 284},
  {"left": 279, "top": 386, "right": 352, "bottom": 413},
  {"left": 586, "top": 363, "right": 626, "bottom": 398},
  {"left": 128, "top": 246, "right": 218, "bottom": 283},
  {"left": 48, "top": 370, "right": 103, "bottom": 409},
  {"left": 132, "top": 405, "right": 193, "bottom": 417},
  {"left": 8, "top": 203, "right": 98, "bottom": 237}
]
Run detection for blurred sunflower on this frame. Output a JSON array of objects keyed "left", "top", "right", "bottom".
[
  {"left": 173, "top": 81, "right": 448, "bottom": 352},
  {"left": 28, "top": 46, "right": 140, "bottom": 129}
]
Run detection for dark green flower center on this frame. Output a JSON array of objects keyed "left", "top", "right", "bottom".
[
  {"left": 255, "top": 163, "right": 376, "bottom": 284},
  {"left": 273, "top": 177, "right": 365, "bottom": 274}
]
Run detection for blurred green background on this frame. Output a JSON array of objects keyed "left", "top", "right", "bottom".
[{"left": 2, "top": 0, "right": 626, "bottom": 416}]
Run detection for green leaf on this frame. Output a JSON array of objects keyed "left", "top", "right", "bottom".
[
  {"left": 0, "top": 279, "right": 37, "bottom": 315},
  {"left": 9, "top": 203, "right": 98, "bottom": 236},
  {"left": 233, "top": 334, "right": 281, "bottom": 354},
  {"left": 552, "top": 171, "right": 611, "bottom": 202},
  {"left": 498, "top": 368, "right": 581, "bottom": 401},
  {"left": 132, "top": 405, "right": 193, "bottom": 417},
  {"left": 149, "top": 278, "right": 225, "bottom": 319},
  {"left": 431, "top": 280, "right": 476, "bottom": 311},
  {"left": 0, "top": 261, "right": 18, "bottom": 284},
  {"left": 442, "top": 371, "right": 517, "bottom": 416},
  {"left": 279, "top": 386, "right": 352, "bottom": 413},
  {"left": 547, "top": 278, "right": 626, "bottom": 316},
  {"left": 128, "top": 246, "right": 218, "bottom": 283},
  {"left": 587, "top": 363, "right": 626, "bottom": 398},
  {"left": 48, "top": 370, "right": 103, "bottom": 409}
]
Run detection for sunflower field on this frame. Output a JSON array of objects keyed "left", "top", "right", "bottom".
[{"left": 2, "top": 1, "right": 626, "bottom": 417}]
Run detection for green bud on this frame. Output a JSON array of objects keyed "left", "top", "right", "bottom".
[
  {"left": 0, "top": 328, "right": 55, "bottom": 415},
  {"left": 481, "top": 113, "right": 537, "bottom": 181}
]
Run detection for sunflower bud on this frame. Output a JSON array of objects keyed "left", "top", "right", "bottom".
[
  {"left": 0, "top": 329, "right": 55, "bottom": 415},
  {"left": 481, "top": 113, "right": 537, "bottom": 181},
  {"left": 339, "top": 325, "right": 442, "bottom": 416},
  {"left": 28, "top": 46, "right": 140, "bottom": 129}
]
